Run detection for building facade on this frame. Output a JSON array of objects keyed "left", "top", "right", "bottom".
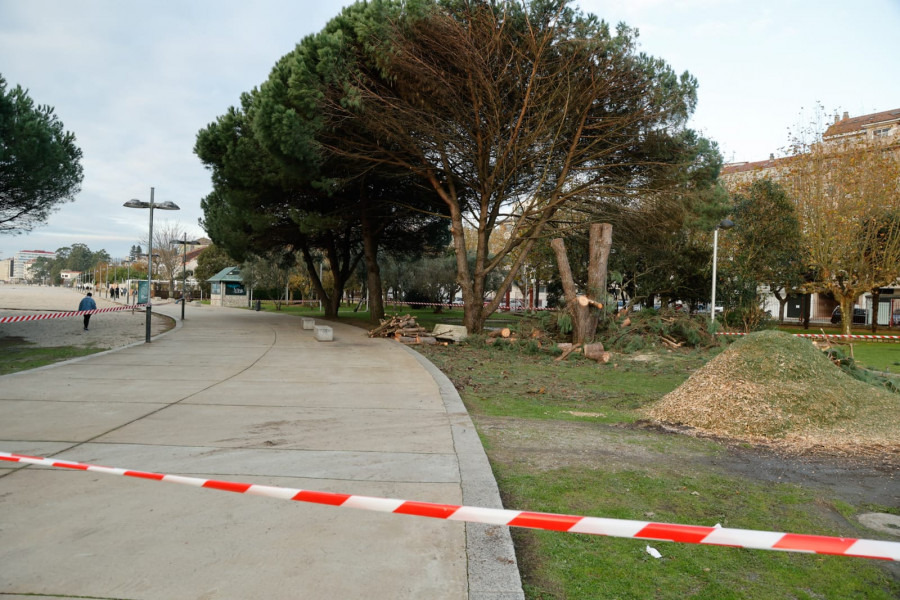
[
  {"left": 719, "top": 107, "right": 900, "bottom": 325},
  {"left": 13, "top": 250, "right": 56, "bottom": 282},
  {"left": 0, "top": 258, "right": 13, "bottom": 282}
]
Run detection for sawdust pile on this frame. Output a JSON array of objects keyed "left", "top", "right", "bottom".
[{"left": 645, "top": 330, "right": 899, "bottom": 455}]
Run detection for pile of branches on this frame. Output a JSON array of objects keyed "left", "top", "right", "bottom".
[
  {"left": 368, "top": 314, "right": 437, "bottom": 344},
  {"left": 603, "top": 308, "right": 719, "bottom": 352}
]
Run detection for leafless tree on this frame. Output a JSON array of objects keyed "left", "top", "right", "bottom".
[{"left": 142, "top": 220, "right": 185, "bottom": 295}]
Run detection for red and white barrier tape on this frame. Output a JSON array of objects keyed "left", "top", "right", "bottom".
[
  {"left": 256, "top": 298, "right": 557, "bottom": 311},
  {"left": 2, "top": 452, "right": 896, "bottom": 561},
  {"left": 0, "top": 304, "right": 148, "bottom": 324},
  {"left": 717, "top": 332, "right": 900, "bottom": 341}
]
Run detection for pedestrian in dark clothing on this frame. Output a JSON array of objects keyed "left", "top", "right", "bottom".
[{"left": 79, "top": 292, "right": 97, "bottom": 331}]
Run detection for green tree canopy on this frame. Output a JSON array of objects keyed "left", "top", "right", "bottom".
[
  {"left": 258, "top": 0, "right": 700, "bottom": 331},
  {"left": 726, "top": 179, "right": 805, "bottom": 322},
  {"left": 0, "top": 75, "right": 83, "bottom": 234},
  {"left": 194, "top": 244, "right": 235, "bottom": 294}
]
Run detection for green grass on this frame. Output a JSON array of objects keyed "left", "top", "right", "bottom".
[
  {"left": 505, "top": 468, "right": 895, "bottom": 600},
  {"left": 849, "top": 342, "right": 900, "bottom": 373},
  {"left": 426, "top": 341, "right": 708, "bottom": 423},
  {"left": 418, "top": 340, "right": 899, "bottom": 599},
  {"left": 0, "top": 339, "right": 103, "bottom": 375}
]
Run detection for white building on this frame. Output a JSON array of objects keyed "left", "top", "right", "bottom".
[{"left": 13, "top": 249, "right": 56, "bottom": 282}]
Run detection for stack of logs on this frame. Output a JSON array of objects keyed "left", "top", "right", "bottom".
[{"left": 368, "top": 314, "right": 438, "bottom": 345}]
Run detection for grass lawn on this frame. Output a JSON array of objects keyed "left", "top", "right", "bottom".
[
  {"left": 418, "top": 339, "right": 899, "bottom": 599},
  {"left": 0, "top": 338, "right": 102, "bottom": 375}
]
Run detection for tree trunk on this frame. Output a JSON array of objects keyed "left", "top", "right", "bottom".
[
  {"left": 300, "top": 246, "right": 334, "bottom": 317},
  {"left": 551, "top": 237, "right": 591, "bottom": 343},
  {"left": 871, "top": 290, "right": 880, "bottom": 333},
  {"left": 550, "top": 223, "right": 613, "bottom": 345},
  {"left": 800, "top": 293, "right": 810, "bottom": 330},
  {"left": 360, "top": 211, "right": 385, "bottom": 322},
  {"left": 840, "top": 296, "right": 855, "bottom": 336},
  {"left": 772, "top": 286, "right": 787, "bottom": 324}
]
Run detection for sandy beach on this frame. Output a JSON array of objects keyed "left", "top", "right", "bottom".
[{"left": 0, "top": 285, "right": 174, "bottom": 349}]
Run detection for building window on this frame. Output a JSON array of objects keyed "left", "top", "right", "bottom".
[
  {"left": 211, "top": 282, "right": 221, "bottom": 294},
  {"left": 874, "top": 127, "right": 891, "bottom": 137}
]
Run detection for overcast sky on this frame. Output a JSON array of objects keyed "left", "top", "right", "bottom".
[{"left": 2, "top": 0, "right": 899, "bottom": 262}]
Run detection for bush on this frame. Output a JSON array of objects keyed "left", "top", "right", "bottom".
[{"left": 722, "top": 304, "right": 777, "bottom": 332}]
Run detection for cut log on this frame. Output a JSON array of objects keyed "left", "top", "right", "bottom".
[
  {"left": 488, "top": 327, "right": 512, "bottom": 338},
  {"left": 583, "top": 343, "right": 606, "bottom": 361},
  {"left": 396, "top": 335, "right": 437, "bottom": 345},
  {"left": 369, "top": 314, "right": 428, "bottom": 338},
  {"left": 575, "top": 295, "right": 604, "bottom": 309},
  {"left": 555, "top": 342, "right": 583, "bottom": 362}
]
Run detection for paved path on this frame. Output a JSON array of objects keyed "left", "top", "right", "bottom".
[{"left": 0, "top": 303, "right": 523, "bottom": 599}]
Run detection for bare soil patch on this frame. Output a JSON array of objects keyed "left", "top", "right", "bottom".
[
  {"left": 479, "top": 416, "right": 898, "bottom": 508},
  {"left": 0, "top": 285, "right": 173, "bottom": 351}
]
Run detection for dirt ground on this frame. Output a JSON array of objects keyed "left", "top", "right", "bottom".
[
  {"left": 0, "top": 285, "right": 173, "bottom": 350},
  {"left": 478, "top": 416, "right": 898, "bottom": 508}
]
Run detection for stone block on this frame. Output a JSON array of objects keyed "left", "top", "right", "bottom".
[
  {"left": 314, "top": 325, "right": 333, "bottom": 342},
  {"left": 432, "top": 324, "right": 468, "bottom": 342},
  {"left": 301, "top": 317, "right": 316, "bottom": 330}
]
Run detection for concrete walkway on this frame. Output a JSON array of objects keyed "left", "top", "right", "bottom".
[{"left": 0, "top": 303, "right": 523, "bottom": 599}]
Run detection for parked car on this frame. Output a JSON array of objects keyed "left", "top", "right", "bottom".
[{"left": 830, "top": 306, "right": 867, "bottom": 325}]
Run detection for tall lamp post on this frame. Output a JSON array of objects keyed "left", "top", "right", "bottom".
[
  {"left": 710, "top": 218, "right": 734, "bottom": 325},
  {"left": 173, "top": 235, "right": 200, "bottom": 321},
  {"left": 124, "top": 187, "right": 180, "bottom": 342}
]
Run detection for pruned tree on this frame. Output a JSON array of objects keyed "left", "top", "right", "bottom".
[
  {"left": 0, "top": 75, "right": 83, "bottom": 234},
  {"left": 786, "top": 123, "right": 900, "bottom": 335},
  {"left": 263, "top": 0, "right": 698, "bottom": 332}
]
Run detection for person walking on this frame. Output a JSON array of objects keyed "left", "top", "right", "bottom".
[{"left": 79, "top": 292, "right": 97, "bottom": 331}]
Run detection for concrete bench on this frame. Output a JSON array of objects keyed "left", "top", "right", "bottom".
[
  {"left": 314, "top": 325, "right": 333, "bottom": 342},
  {"left": 301, "top": 317, "right": 316, "bottom": 330}
]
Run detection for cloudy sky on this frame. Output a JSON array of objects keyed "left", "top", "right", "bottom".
[{"left": 2, "top": 0, "right": 899, "bottom": 262}]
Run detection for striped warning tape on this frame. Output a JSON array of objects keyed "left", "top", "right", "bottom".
[
  {"left": 717, "top": 332, "right": 900, "bottom": 341},
  {"left": 2, "top": 452, "right": 896, "bottom": 561},
  {"left": 0, "top": 304, "right": 148, "bottom": 324}
]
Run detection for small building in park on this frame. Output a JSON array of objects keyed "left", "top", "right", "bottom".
[{"left": 207, "top": 267, "right": 247, "bottom": 307}]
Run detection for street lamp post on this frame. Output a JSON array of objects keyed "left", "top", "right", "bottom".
[
  {"left": 173, "top": 235, "right": 201, "bottom": 321},
  {"left": 124, "top": 187, "right": 180, "bottom": 342},
  {"left": 710, "top": 218, "right": 734, "bottom": 325}
]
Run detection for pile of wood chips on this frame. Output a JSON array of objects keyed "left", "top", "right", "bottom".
[
  {"left": 645, "top": 330, "right": 899, "bottom": 457},
  {"left": 368, "top": 314, "right": 438, "bottom": 345}
]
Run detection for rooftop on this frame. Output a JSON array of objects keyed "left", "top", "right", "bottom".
[{"left": 823, "top": 108, "right": 900, "bottom": 138}]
